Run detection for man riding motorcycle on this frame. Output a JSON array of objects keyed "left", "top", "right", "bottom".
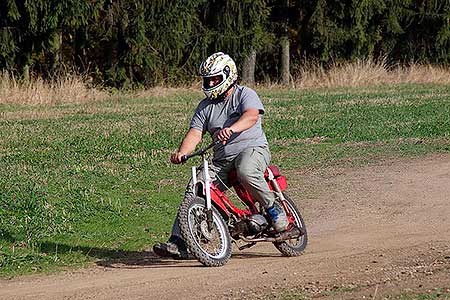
[{"left": 153, "top": 52, "right": 288, "bottom": 258}]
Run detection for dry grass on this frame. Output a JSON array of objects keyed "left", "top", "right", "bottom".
[
  {"left": 0, "top": 72, "right": 108, "bottom": 104},
  {"left": 132, "top": 85, "right": 201, "bottom": 99},
  {"left": 293, "top": 59, "right": 450, "bottom": 88},
  {"left": 0, "top": 71, "right": 203, "bottom": 105},
  {"left": 1, "top": 60, "right": 450, "bottom": 105}
]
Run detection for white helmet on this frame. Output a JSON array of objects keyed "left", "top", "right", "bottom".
[{"left": 199, "top": 52, "right": 238, "bottom": 99}]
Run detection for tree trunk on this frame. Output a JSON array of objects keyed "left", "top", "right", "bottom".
[
  {"left": 117, "top": 25, "right": 129, "bottom": 87},
  {"left": 242, "top": 50, "right": 256, "bottom": 85},
  {"left": 51, "top": 30, "right": 63, "bottom": 74},
  {"left": 74, "top": 28, "right": 87, "bottom": 73},
  {"left": 22, "top": 64, "right": 30, "bottom": 84},
  {"left": 281, "top": 35, "right": 290, "bottom": 86}
]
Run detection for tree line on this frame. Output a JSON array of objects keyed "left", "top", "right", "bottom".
[{"left": 1, "top": 0, "right": 449, "bottom": 87}]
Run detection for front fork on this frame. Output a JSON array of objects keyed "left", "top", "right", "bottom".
[{"left": 191, "top": 156, "right": 214, "bottom": 232}]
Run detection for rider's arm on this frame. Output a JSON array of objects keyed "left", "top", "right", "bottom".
[
  {"left": 230, "top": 108, "right": 259, "bottom": 133},
  {"left": 217, "top": 108, "right": 259, "bottom": 142},
  {"left": 179, "top": 128, "right": 202, "bottom": 154},
  {"left": 171, "top": 128, "right": 202, "bottom": 164}
]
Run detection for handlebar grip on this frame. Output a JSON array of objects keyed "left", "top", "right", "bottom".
[{"left": 180, "top": 155, "right": 188, "bottom": 163}]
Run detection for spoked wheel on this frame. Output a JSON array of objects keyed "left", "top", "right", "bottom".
[
  {"left": 273, "top": 193, "right": 308, "bottom": 256},
  {"left": 178, "top": 196, "right": 232, "bottom": 267}
]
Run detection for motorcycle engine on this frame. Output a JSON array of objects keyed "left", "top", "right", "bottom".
[
  {"left": 247, "top": 214, "right": 268, "bottom": 234},
  {"left": 231, "top": 214, "right": 268, "bottom": 238}
]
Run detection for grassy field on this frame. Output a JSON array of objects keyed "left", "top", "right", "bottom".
[{"left": 0, "top": 83, "right": 449, "bottom": 276}]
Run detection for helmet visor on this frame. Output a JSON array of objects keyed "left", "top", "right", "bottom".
[{"left": 202, "top": 74, "right": 224, "bottom": 90}]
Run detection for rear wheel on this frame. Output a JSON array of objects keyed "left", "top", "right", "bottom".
[
  {"left": 178, "top": 196, "right": 232, "bottom": 267},
  {"left": 273, "top": 193, "right": 308, "bottom": 256}
]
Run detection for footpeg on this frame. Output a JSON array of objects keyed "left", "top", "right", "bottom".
[
  {"left": 238, "top": 242, "right": 257, "bottom": 251},
  {"left": 276, "top": 227, "right": 304, "bottom": 241}
]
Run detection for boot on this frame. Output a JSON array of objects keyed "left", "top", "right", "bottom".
[
  {"left": 152, "top": 236, "right": 189, "bottom": 259},
  {"left": 266, "top": 203, "right": 289, "bottom": 232}
]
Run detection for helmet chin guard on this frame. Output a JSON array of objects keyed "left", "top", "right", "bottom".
[{"left": 199, "top": 52, "right": 238, "bottom": 99}]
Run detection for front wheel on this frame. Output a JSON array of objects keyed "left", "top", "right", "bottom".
[
  {"left": 178, "top": 196, "right": 232, "bottom": 267},
  {"left": 273, "top": 193, "right": 308, "bottom": 256}
]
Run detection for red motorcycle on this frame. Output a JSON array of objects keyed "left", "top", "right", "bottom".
[{"left": 178, "top": 141, "right": 308, "bottom": 267}]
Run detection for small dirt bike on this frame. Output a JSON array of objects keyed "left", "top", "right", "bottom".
[{"left": 178, "top": 141, "right": 308, "bottom": 267}]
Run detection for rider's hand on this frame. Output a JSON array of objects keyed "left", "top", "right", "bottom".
[
  {"left": 217, "top": 127, "right": 234, "bottom": 145},
  {"left": 170, "top": 152, "right": 185, "bottom": 164}
]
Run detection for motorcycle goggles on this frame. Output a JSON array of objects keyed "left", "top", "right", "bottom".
[{"left": 202, "top": 74, "right": 225, "bottom": 90}]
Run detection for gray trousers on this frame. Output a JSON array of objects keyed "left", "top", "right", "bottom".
[{"left": 170, "top": 146, "right": 274, "bottom": 240}]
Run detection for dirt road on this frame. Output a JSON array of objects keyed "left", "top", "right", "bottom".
[{"left": 1, "top": 154, "right": 449, "bottom": 299}]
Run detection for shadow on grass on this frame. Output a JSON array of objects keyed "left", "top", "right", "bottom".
[
  {"left": 37, "top": 241, "right": 284, "bottom": 269},
  {"left": 0, "top": 229, "right": 16, "bottom": 244}
]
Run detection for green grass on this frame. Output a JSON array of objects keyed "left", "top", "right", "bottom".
[
  {"left": 1, "top": 83, "right": 450, "bottom": 276},
  {"left": 392, "top": 288, "right": 450, "bottom": 299},
  {"left": 274, "top": 290, "right": 311, "bottom": 300}
]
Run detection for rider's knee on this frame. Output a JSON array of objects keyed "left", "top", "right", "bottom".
[{"left": 236, "top": 165, "right": 259, "bottom": 183}]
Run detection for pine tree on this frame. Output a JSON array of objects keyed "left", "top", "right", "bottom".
[
  {"left": 1, "top": 0, "right": 449, "bottom": 86},
  {"left": 199, "top": 0, "right": 270, "bottom": 83},
  {"left": 144, "top": 0, "right": 207, "bottom": 85}
]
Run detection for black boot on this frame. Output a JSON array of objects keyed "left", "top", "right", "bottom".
[{"left": 153, "top": 236, "right": 190, "bottom": 259}]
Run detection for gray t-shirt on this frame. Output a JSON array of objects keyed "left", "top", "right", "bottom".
[{"left": 190, "top": 85, "right": 268, "bottom": 161}]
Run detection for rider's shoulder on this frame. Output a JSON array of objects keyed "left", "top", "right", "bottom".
[
  {"left": 198, "top": 97, "right": 209, "bottom": 104},
  {"left": 235, "top": 84, "right": 254, "bottom": 93},
  {"left": 196, "top": 97, "right": 211, "bottom": 110},
  {"left": 235, "top": 85, "right": 259, "bottom": 100},
  {"left": 238, "top": 84, "right": 258, "bottom": 93}
]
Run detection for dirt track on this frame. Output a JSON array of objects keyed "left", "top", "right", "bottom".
[{"left": 1, "top": 154, "right": 450, "bottom": 299}]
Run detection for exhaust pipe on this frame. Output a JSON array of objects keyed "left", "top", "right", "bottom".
[{"left": 241, "top": 227, "right": 304, "bottom": 243}]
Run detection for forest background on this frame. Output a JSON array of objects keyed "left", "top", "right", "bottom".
[{"left": 1, "top": 0, "right": 450, "bottom": 88}]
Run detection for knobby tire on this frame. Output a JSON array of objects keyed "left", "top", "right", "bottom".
[
  {"left": 178, "top": 196, "right": 232, "bottom": 267},
  {"left": 273, "top": 193, "right": 308, "bottom": 256}
]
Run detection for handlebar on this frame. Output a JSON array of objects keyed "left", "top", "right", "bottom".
[{"left": 180, "top": 140, "right": 220, "bottom": 163}]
